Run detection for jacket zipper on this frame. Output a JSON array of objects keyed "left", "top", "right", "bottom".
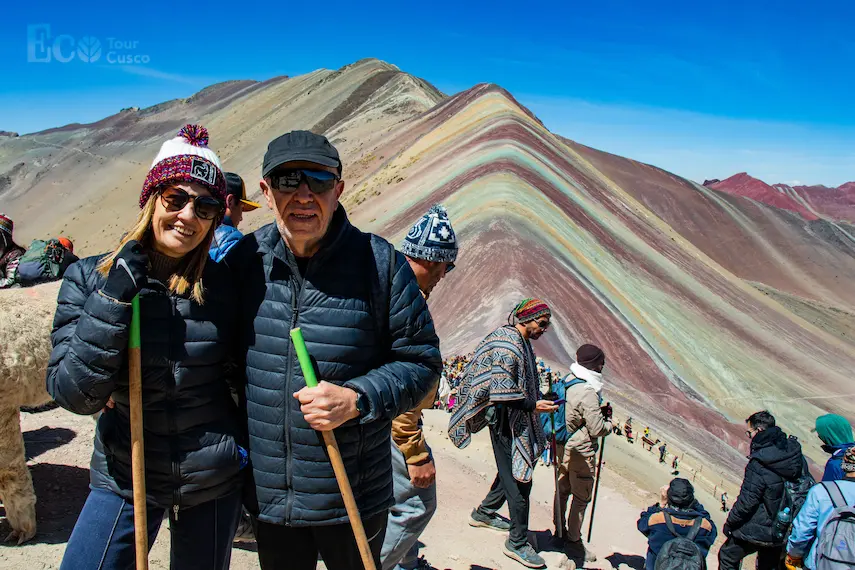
[
  {"left": 284, "top": 260, "right": 308, "bottom": 524},
  {"left": 168, "top": 297, "right": 181, "bottom": 521}
]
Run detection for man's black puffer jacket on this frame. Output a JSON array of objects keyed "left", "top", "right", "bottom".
[
  {"left": 227, "top": 205, "right": 442, "bottom": 526},
  {"left": 725, "top": 426, "right": 805, "bottom": 545},
  {"left": 46, "top": 255, "right": 244, "bottom": 512}
]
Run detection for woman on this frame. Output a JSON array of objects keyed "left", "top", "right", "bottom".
[
  {"left": 47, "top": 125, "right": 244, "bottom": 569},
  {"left": 0, "top": 213, "right": 25, "bottom": 288}
]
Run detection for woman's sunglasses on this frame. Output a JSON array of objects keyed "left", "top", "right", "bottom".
[
  {"left": 270, "top": 169, "right": 340, "bottom": 195},
  {"left": 160, "top": 188, "right": 224, "bottom": 220}
]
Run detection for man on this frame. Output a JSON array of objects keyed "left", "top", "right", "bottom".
[
  {"left": 381, "top": 204, "right": 458, "bottom": 570},
  {"left": 449, "top": 299, "right": 558, "bottom": 569},
  {"left": 659, "top": 442, "right": 667, "bottom": 464},
  {"left": 554, "top": 344, "right": 612, "bottom": 563},
  {"left": 227, "top": 130, "right": 441, "bottom": 570},
  {"left": 719, "top": 410, "right": 807, "bottom": 570},
  {"left": 637, "top": 479, "right": 717, "bottom": 570},
  {"left": 209, "top": 171, "right": 260, "bottom": 262},
  {"left": 814, "top": 413, "right": 855, "bottom": 482}
]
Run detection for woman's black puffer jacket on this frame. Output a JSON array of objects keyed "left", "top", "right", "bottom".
[{"left": 46, "top": 255, "right": 244, "bottom": 514}]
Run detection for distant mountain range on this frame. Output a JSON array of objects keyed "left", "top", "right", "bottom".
[
  {"left": 2, "top": 58, "right": 854, "bottom": 473},
  {"left": 704, "top": 173, "right": 855, "bottom": 223}
]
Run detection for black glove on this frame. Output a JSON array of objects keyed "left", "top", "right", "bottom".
[
  {"left": 102, "top": 240, "right": 148, "bottom": 302},
  {"left": 723, "top": 523, "right": 732, "bottom": 537}
]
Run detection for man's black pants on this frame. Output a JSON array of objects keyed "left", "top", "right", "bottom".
[
  {"left": 717, "top": 536, "right": 783, "bottom": 570},
  {"left": 254, "top": 510, "right": 388, "bottom": 570},
  {"left": 476, "top": 426, "right": 533, "bottom": 548}
]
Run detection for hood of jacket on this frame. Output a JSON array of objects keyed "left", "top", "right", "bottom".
[
  {"left": 815, "top": 414, "right": 854, "bottom": 447},
  {"left": 750, "top": 426, "right": 804, "bottom": 480}
]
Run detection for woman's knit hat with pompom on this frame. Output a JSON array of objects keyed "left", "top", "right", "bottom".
[{"left": 139, "top": 124, "right": 226, "bottom": 207}]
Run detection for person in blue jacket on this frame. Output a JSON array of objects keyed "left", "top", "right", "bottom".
[
  {"left": 786, "top": 447, "right": 855, "bottom": 569},
  {"left": 637, "top": 478, "right": 718, "bottom": 570},
  {"left": 814, "top": 413, "right": 855, "bottom": 482},
  {"left": 209, "top": 171, "right": 259, "bottom": 262}
]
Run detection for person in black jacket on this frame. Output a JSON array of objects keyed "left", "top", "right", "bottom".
[
  {"left": 46, "top": 125, "right": 245, "bottom": 570},
  {"left": 226, "top": 131, "right": 441, "bottom": 570},
  {"left": 637, "top": 478, "right": 717, "bottom": 570},
  {"left": 718, "top": 410, "right": 806, "bottom": 570}
]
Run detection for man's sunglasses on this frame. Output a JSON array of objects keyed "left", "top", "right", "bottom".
[
  {"left": 270, "top": 169, "right": 340, "bottom": 194},
  {"left": 160, "top": 188, "right": 224, "bottom": 220},
  {"left": 536, "top": 319, "right": 551, "bottom": 329},
  {"left": 445, "top": 262, "right": 455, "bottom": 274}
]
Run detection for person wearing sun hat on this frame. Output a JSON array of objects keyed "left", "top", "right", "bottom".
[
  {"left": 47, "top": 124, "right": 246, "bottom": 569},
  {"left": 209, "top": 171, "right": 261, "bottom": 262},
  {"left": 0, "top": 213, "right": 26, "bottom": 288},
  {"left": 449, "top": 298, "right": 558, "bottom": 569}
]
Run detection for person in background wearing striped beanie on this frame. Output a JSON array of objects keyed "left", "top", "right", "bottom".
[
  {"left": 448, "top": 298, "right": 558, "bottom": 568},
  {"left": 0, "top": 213, "right": 26, "bottom": 288}
]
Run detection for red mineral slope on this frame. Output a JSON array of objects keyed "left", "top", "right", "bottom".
[{"left": 707, "top": 173, "right": 819, "bottom": 220}]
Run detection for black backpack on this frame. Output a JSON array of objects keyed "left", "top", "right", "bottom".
[
  {"left": 772, "top": 455, "right": 815, "bottom": 542},
  {"left": 654, "top": 512, "right": 706, "bottom": 570},
  {"left": 368, "top": 234, "right": 396, "bottom": 351}
]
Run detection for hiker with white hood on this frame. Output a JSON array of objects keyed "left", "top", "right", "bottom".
[{"left": 554, "top": 344, "right": 612, "bottom": 562}]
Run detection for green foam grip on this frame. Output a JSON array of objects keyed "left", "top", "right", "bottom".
[
  {"left": 129, "top": 295, "right": 141, "bottom": 349},
  {"left": 290, "top": 328, "right": 318, "bottom": 388}
]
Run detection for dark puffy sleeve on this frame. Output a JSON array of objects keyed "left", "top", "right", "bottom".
[
  {"left": 344, "top": 252, "right": 442, "bottom": 423},
  {"left": 46, "top": 259, "right": 132, "bottom": 415},
  {"left": 726, "top": 460, "right": 766, "bottom": 531}
]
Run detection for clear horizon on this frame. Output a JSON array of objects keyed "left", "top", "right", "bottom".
[{"left": 1, "top": 1, "right": 852, "bottom": 186}]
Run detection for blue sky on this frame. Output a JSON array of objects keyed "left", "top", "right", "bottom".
[{"left": 1, "top": 0, "right": 852, "bottom": 185}]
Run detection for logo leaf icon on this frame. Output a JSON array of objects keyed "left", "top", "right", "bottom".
[{"left": 77, "top": 36, "right": 102, "bottom": 64}]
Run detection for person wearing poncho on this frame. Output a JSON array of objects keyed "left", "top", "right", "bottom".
[{"left": 448, "top": 298, "right": 557, "bottom": 569}]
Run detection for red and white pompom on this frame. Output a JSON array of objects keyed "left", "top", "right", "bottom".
[{"left": 178, "top": 124, "right": 209, "bottom": 147}]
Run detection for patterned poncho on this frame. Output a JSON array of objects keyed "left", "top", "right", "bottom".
[{"left": 448, "top": 325, "right": 546, "bottom": 482}]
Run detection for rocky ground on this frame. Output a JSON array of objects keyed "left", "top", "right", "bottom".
[{"left": 2, "top": 408, "right": 743, "bottom": 569}]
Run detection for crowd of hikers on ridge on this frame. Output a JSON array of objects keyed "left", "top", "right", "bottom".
[{"left": 0, "top": 123, "right": 849, "bottom": 569}]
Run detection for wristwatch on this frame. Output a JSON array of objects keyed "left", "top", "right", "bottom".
[{"left": 355, "top": 391, "right": 370, "bottom": 418}]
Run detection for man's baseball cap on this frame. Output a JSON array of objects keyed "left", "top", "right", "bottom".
[
  {"left": 225, "top": 172, "right": 260, "bottom": 211},
  {"left": 262, "top": 130, "right": 342, "bottom": 178}
]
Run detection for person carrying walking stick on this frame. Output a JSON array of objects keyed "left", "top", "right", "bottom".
[
  {"left": 46, "top": 125, "right": 246, "bottom": 569},
  {"left": 225, "top": 131, "right": 441, "bottom": 570},
  {"left": 449, "top": 299, "right": 558, "bottom": 569},
  {"left": 555, "top": 344, "right": 612, "bottom": 564}
]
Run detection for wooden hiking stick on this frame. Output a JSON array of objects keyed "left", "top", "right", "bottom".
[
  {"left": 586, "top": 436, "right": 606, "bottom": 544},
  {"left": 290, "top": 328, "right": 377, "bottom": 570},
  {"left": 129, "top": 295, "right": 149, "bottom": 570}
]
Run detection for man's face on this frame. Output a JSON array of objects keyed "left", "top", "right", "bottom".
[
  {"left": 407, "top": 258, "right": 452, "bottom": 298},
  {"left": 260, "top": 160, "right": 344, "bottom": 256},
  {"left": 226, "top": 194, "right": 244, "bottom": 227},
  {"left": 526, "top": 316, "right": 551, "bottom": 340}
]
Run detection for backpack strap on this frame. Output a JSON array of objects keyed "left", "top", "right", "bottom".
[
  {"left": 663, "top": 511, "right": 680, "bottom": 537},
  {"left": 822, "top": 481, "right": 848, "bottom": 509},
  {"left": 686, "top": 516, "right": 704, "bottom": 541},
  {"left": 368, "top": 234, "right": 395, "bottom": 353}
]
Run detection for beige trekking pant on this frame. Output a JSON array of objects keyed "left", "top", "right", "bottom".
[{"left": 555, "top": 443, "right": 596, "bottom": 541}]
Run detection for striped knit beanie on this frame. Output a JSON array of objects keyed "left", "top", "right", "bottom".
[
  {"left": 0, "top": 213, "right": 12, "bottom": 237},
  {"left": 139, "top": 124, "right": 227, "bottom": 208},
  {"left": 844, "top": 447, "right": 855, "bottom": 473},
  {"left": 513, "top": 298, "right": 551, "bottom": 323}
]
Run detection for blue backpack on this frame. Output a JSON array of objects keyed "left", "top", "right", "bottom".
[{"left": 541, "top": 376, "right": 586, "bottom": 444}]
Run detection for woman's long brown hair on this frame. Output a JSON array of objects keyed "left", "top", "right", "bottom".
[{"left": 96, "top": 192, "right": 216, "bottom": 304}]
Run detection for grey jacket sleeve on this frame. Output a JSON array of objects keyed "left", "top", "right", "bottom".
[
  {"left": 46, "top": 260, "right": 133, "bottom": 415},
  {"left": 344, "top": 253, "right": 442, "bottom": 423}
]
